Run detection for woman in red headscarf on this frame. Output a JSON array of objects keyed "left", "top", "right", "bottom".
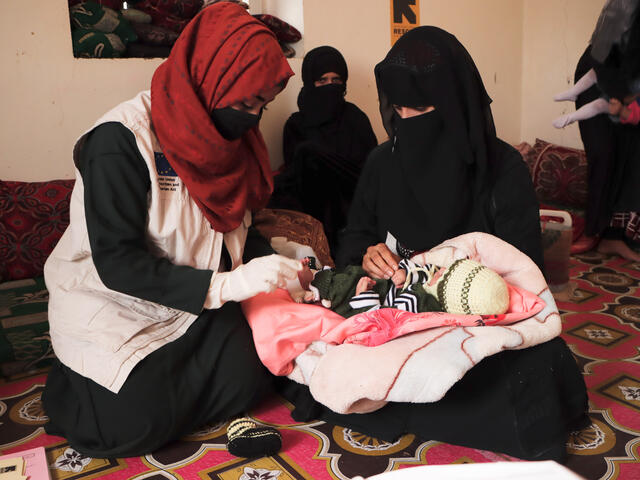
[{"left": 41, "top": 2, "right": 301, "bottom": 457}]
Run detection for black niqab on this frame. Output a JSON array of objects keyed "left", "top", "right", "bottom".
[
  {"left": 297, "top": 46, "right": 348, "bottom": 127},
  {"left": 373, "top": 26, "right": 498, "bottom": 251}
]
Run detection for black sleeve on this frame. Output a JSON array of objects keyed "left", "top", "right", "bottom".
[
  {"left": 79, "top": 122, "right": 213, "bottom": 314},
  {"left": 491, "top": 143, "right": 545, "bottom": 272},
  {"left": 335, "top": 144, "right": 387, "bottom": 268}
]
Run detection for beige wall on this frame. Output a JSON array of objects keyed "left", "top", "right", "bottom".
[
  {"left": 303, "top": 0, "right": 524, "bottom": 152},
  {"left": 0, "top": 0, "right": 604, "bottom": 181},
  {"left": 1, "top": 0, "right": 164, "bottom": 181},
  {"left": 521, "top": 0, "right": 605, "bottom": 148}
]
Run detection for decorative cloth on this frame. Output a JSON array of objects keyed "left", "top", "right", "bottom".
[
  {"left": 72, "top": 28, "right": 127, "bottom": 57},
  {"left": 0, "top": 180, "right": 74, "bottom": 280},
  {"left": 69, "top": 1, "right": 137, "bottom": 43},
  {"left": 150, "top": 2, "right": 293, "bottom": 232}
]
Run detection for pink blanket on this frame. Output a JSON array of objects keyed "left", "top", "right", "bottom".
[
  {"left": 242, "top": 232, "right": 561, "bottom": 414},
  {"left": 242, "top": 283, "right": 544, "bottom": 375}
]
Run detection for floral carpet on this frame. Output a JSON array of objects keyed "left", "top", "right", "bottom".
[{"left": 0, "top": 251, "right": 638, "bottom": 480}]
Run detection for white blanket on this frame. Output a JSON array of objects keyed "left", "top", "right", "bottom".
[{"left": 284, "top": 232, "right": 560, "bottom": 414}]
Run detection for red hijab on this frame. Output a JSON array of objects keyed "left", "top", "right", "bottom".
[{"left": 151, "top": 2, "right": 293, "bottom": 232}]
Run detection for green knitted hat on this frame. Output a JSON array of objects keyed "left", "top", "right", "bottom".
[
  {"left": 425, "top": 259, "right": 509, "bottom": 315},
  {"left": 310, "top": 269, "right": 333, "bottom": 299}
]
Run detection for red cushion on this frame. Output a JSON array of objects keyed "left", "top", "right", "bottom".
[
  {"left": 527, "top": 138, "right": 588, "bottom": 212},
  {"left": 514, "top": 141, "right": 589, "bottom": 249},
  {"left": 0, "top": 180, "right": 75, "bottom": 281}
]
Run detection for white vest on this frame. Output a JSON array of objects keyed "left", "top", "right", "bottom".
[{"left": 44, "top": 91, "right": 250, "bottom": 393}]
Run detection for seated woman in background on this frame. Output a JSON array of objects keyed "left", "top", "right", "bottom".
[
  {"left": 269, "top": 46, "right": 378, "bottom": 257},
  {"left": 277, "top": 26, "right": 589, "bottom": 463},
  {"left": 42, "top": 3, "right": 302, "bottom": 458}
]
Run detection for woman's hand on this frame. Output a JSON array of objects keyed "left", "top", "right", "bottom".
[
  {"left": 362, "top": 243, "right": 400, "bottom": 279},
  {"left": 205, "top": 254, "right": 303, "bottom": 308}
]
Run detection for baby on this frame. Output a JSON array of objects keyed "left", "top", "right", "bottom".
[{"left": 289, "top": 256, "right": 510, "bottom": 318}]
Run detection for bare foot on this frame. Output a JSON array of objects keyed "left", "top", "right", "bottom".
[{"left": 597, "top": 239, "right": 640, "bottom": 262}]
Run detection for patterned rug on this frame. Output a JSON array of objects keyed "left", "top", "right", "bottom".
[{"left": 0, "top": 252, "right": 639, "bottom": 480}]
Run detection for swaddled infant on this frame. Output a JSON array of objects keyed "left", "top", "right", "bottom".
[{"left": 287, "top": 256, "right": 510, "bottom": 318}]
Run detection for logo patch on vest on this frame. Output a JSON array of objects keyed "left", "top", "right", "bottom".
[
  {"left": 154, "top": 152, "right": 180, "bottom": 192},
  {"left": 154, "top": 152, "right": 177, "bottom": 176}
]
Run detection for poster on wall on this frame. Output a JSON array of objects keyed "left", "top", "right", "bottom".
[{"left": 390, "top": 0, "right": 420, "bottom": 45}]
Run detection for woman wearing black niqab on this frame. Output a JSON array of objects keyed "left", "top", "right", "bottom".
[
  {"left": 337, "top": 26, "right": 544, "bottom": 272},
  {"left": 276, "top": 27, "right": 589, "bottom": 463},
  {"left": 269, "top": 46, "right": 378, "bottom": 256}
]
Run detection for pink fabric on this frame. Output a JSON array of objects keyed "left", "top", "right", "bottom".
[
  {"left": 242, "top": 289, "right": 344, "bottom": 375},
  {"left": 242, "top": 280, "right": 545, "bottom": 376},
  {"left": 620, "top": 100, "right": 640, "bottom": 125},
  {"left": 293, "top": 233, "right": 561, "bottom": 413},
  {"left": 324, "top": 284, "right": 544, "bottom": 347}
]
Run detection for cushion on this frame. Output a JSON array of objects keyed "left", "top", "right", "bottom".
[
  {"left": 524, "top": 138, "right": 588, "bottom": 212},
  {"left": 0, "top": 180, "right": 75, "bottom": 281},
  {"left": 515, "top": 140, "right": 587, "bottom": 244},
  {"left": 70, "top": 2, "right": 138, "bottom": 44},
  {"left": 0, "top": 276, "right": 54, "bottom": 376},
  {"left": 72, "top": 28, "right": 128, "bottom": 58},
  {"left": 253, "top": 208, "right": 334, "bottom": 268}
]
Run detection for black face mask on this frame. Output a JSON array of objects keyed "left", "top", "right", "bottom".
[
  {"left": 387, "top": 108, "right": 471, "bottom": 250},
  {"left": 393, "top": 108, "right": 444, "bottom": 163},
  {"left": 297, "top": 83, "right": 346, "bottom": 127},
  {"left": 211, "top": 107, "right": 261, "bottom": 140}
]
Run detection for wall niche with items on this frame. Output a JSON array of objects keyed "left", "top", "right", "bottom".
[{"left": 68, "top": 0, "right": 303, "bottom": 59}]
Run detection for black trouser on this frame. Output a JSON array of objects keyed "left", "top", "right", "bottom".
[
  {"left": 43, "top": 228, "right": 277, "bottom": 458},
  {"left": 43, "top": 302, "right": 273, "bottom": 458}
]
